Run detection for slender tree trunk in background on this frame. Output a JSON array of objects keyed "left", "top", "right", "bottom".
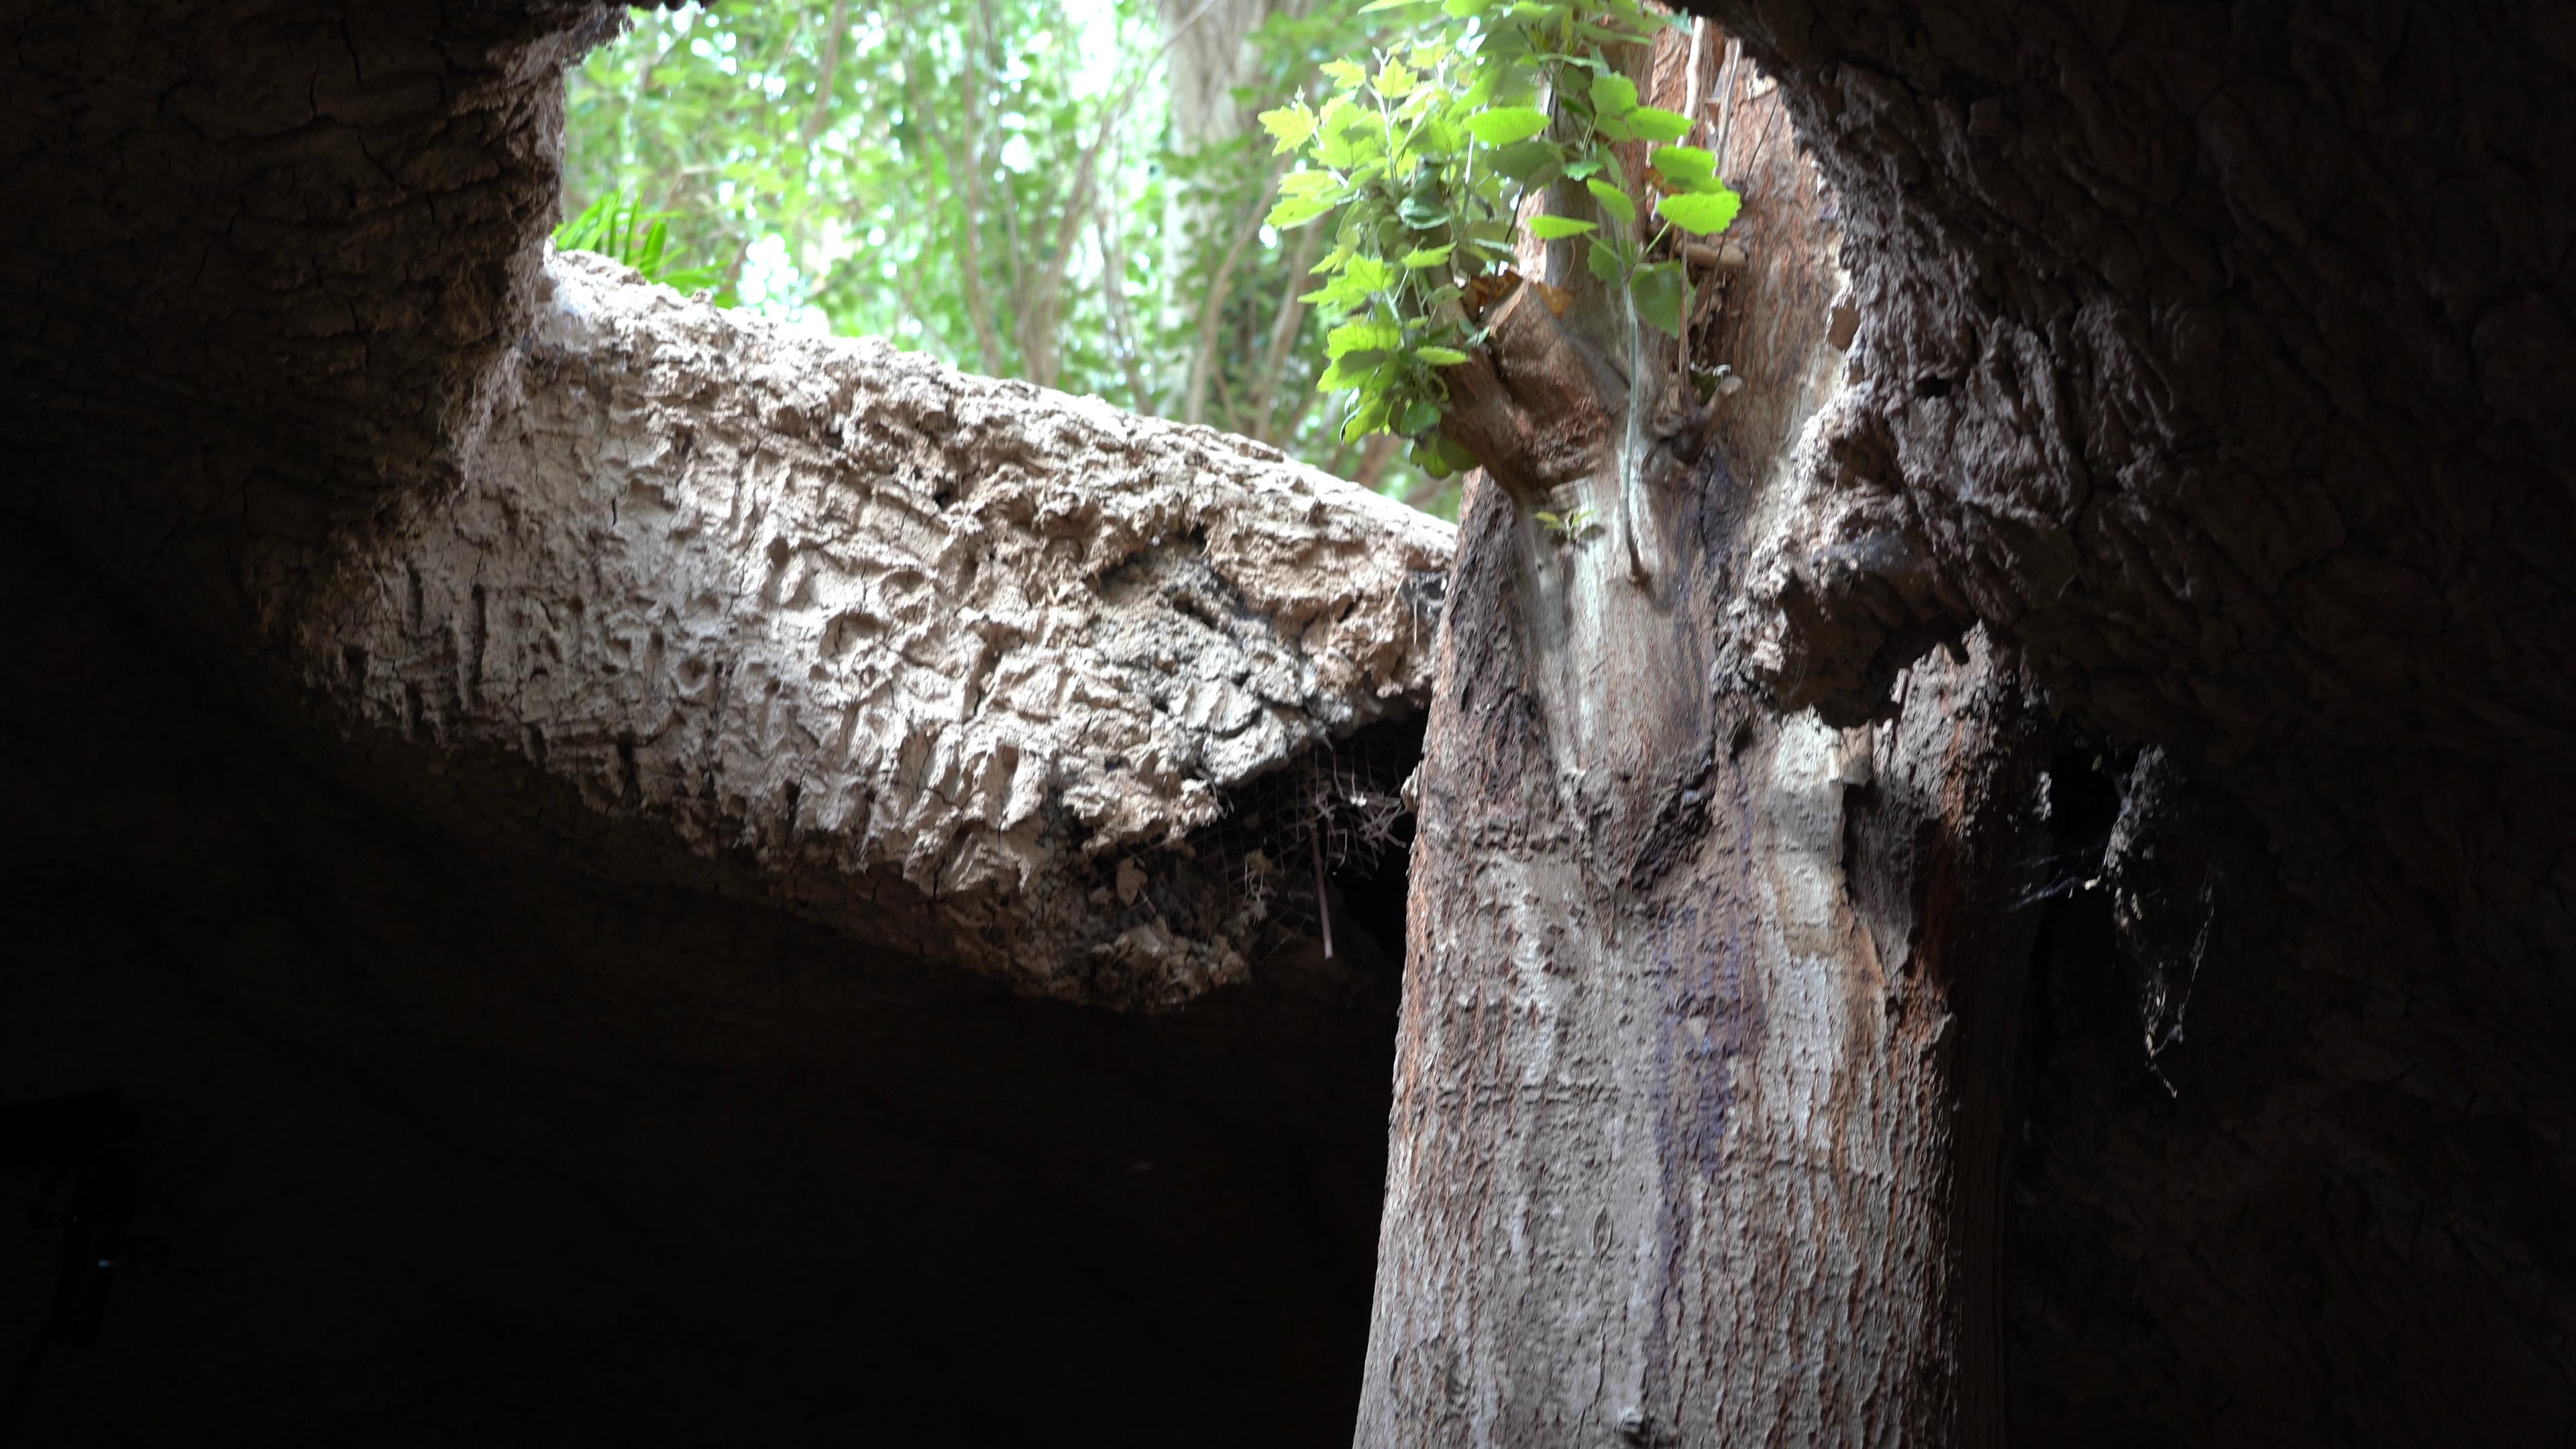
[
  {"left": 1356, "top": 36, "right": 2051, "bottom": 1446},
  {"left": 1155, "top": 0, "right": 1290, "bottom": 371}
]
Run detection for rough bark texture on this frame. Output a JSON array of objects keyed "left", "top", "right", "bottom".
[
  {"left": 1697, "top": 0, "right": 2576, "bottom": 1441},
  {"left": 1, "top": 2, "right": 1441, "bottom": 1440},
  {"left": 294, "top": 251, "right": 1448, "bottom": 1005},
  {"left": 1, "top": 515, "right": 1414, "bottom": 1444},
  {"left": 1358, "top": 32, "right": 2055, "bottom": 1444},
  {"left": 1366, "top": 1, "right": 2576, "bottom": 1441}
]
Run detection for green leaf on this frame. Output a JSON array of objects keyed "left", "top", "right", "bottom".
[
  {"left": 1625, "top": 106, "right": 1693, "bottom": 143},
  {"left": 1397, "top": 195, "right": 1452, "bottom": 229},
  {"left": 1329, "top": 320, "right": 1403, "bottom": 356},
  {"left": 1377, "top": 58, "right": 1417, "bottom": 97},
  {"left": 1587, "top": 237, "right": 1623, "bottom": 285},
  {"left": 1524, "top": 214, "right": 1596, "bottom": 239},
  {"left": 1342, "top": 394, "right": 1391, "bottom": 440},
  {"left": 1656, "top": 188, "right": 1743, "bottom": 235},
  {"left": 1561, "top": 158, "right": 1603, "bottom": 180},
  {"left": 1491, "top": 139, "right": 1561, "bottom": 182},
  {"left": 1426, "top": 431, "right": 1479, "bottom": 478},
  {"left": 1322, "top": 58, "right": 1368, "bottom": 90},
  {"left": 1266, "top": 193, "right": 1338, "bottom": 229},
  {"left": 1401, "top": 398, "right": 1444, "bottom": 435},
  {"left": 1362, "top": 0, "right": 1425, "bottom": 9},
  {"left": 1587, "top": 73, "right": 1638, "bottom": 116},
  {"left": 1466, "top": 107, "right": 1552, "bottom": 146},
  {"left": 1586, "top": 178, "right": 1635, "bottom": 228},
  {"left": 1259, "top": 105, "right": 1318, "bottom": 154},
  {"left": 1401, "top": 243, "right": 1454, "bottom": 268},
  {"left": 1277, "top": 169, "right": 1341, "bottom": 199},
  {"left": 658, "top": 264, "right": 724, "bottom": 294},
  {"left": 1630, "top": 260, "right": 1684, "bottom": 336},
  {"left": 1316, "top": 94, "right": 1366, "bottom": 166},
  {"left": 1316, "top": 356, "right": 1380, "bottom": 392},
  {"left": 1345, "top": 254, "right": 1395, "bottom": 292},
  {"left": 1648, "top": 144, "right": 1719, "bottom": 191},
  {"left": 1415, "top": 345, "right": 1471, "bottom": 365}
]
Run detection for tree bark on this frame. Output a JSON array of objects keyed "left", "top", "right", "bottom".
[
  {"left": 1356, "top": 34, "right": 2052, "bottom": 1444},
  {"left": 277, "top": 250, "right": 1452, "bottom": 1006}
]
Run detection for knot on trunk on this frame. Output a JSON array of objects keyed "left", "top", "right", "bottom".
[
  {"left": 1438, "top": 282, "right": 1625, "bottom": 507},
  {"left": 1736, "top": 387, "right": 1972, "bottom": 725}
]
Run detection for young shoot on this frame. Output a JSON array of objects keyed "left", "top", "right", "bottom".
[{"left": 1260, "top": 0, "right": 1742, "bottom": 492}]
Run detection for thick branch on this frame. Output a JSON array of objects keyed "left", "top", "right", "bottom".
[{"left": 290, "top": 253, "right": 1452, "bottom": 1006}]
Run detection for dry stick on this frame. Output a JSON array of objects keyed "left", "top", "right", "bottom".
[
  {"left": 1674, "top": 19, "right": 1706, "bottom": 400},
  {"left": 975, "top": 0, "right": 1059, "bottom": 379},
  {"left": 1185, "top": 155, "right": 1290, "bottom": 425},
  {"left": 800, "top": 0, "right": 853, "bottom": 143},
  {"left": 1613, "top": 39, "right": 1660, "bottom": 586},
  {"left": 1311, "top": 816, "right": 1334, "bottom": 959},
  {"left": 1038, "top": 0, "right": 1230, "bottom": 391},
  {"left": 1684, "top": 37, "right": 1746, "bottom": 343},
  {"left": 908, "top": 68, "right": 1007, "bottom": 375},
  {"left": 1708, "top": 38, "right": 1745, "bottom": 188},
  {"left": 1094, "top": 195, "right": 1154, "bottom": 409}
]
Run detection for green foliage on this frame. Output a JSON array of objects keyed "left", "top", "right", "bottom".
[
  {"left": 554, "top": 189, "right": 729, "bottom": 295},
  {"left": 1532, "top": 505, "right": 1599, "bottom": 541},
  {"left": 1258, "top": 0, "right": 1743, "bottom": 478},
  {"left": 561, "top": 0, "right": 1448, "bottom": 509}
]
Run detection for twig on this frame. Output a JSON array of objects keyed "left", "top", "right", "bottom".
[
  {"left": 1310, "top": 818, "right": 1334, "bottom": 959},
  {"left": 800, "top": 0, "right": 853, "bottom": 143},
  {"left": 1093, "top": 189, "right": 1152, "bottom": 409},
  {"left": 1708, "top": 38, "right": 1744, "bottom": 179},
  {"left": 1247, "top": 221, "right": 1327, "bottom": 441},
  {"left": 1185, "top": 154, "right": 1290, "bottom": 425}
]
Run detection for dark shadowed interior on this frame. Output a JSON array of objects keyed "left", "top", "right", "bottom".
[{"left": 4, "top": 1, "right": 2571, "bottom": 1444}]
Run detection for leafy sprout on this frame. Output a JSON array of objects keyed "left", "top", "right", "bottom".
[
  {"left": 1258, "top": 0, "right": 1742, "bottom": 482},
  {"left": 554, "top": 189, "right": 729, "bottom": 296},
  {"left": 1532, "top": 506, "right": 1600, "bottom": 541}
]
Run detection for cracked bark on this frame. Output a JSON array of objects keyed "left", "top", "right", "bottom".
[
  {"left": 2, "top": 3, "right": 1441, "bottom": 1439},
  {"left": 1356, "top": 30, "right": 2056, "bottom": 1444}
]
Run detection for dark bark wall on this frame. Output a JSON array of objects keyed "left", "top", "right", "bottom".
[
  {"left": 1717, "top": 0, "right": 2576, "bottom": 763},
  {"left": 1693, "top": 0, "right": 2576, "bottom": 1440},
  {"left": 1, "top": 5, "right": 1424, "bottom": 1440},
  {"left": 0, "top": 517, "right": 1406, "bottom": 1445},
  {"left": 3, "top": 0, "right": 604, "bottom": 558}
]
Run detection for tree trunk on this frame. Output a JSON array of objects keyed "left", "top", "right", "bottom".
[{"left": 1356, "top": 35, "right": 2051, "bottom": 1443}]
